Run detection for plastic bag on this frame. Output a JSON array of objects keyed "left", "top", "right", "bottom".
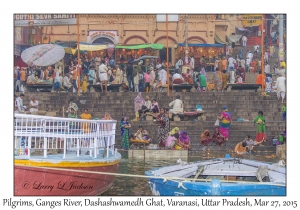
[
  {"left": 214, "top": 119, "right": 219, "bottom": 126},
  {"left": 196, "top": 104, "right": 202, "bottom": 111}
]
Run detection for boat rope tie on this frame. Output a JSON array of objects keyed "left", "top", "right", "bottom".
[
  {"left": 14, "top": 164, "right": 285, "bottom": 187},
  {"left": 178, "top": 182, "right": 187, "bottom": 190},
  {"left": 163, "top": 178, "right": 168, "bottom": 183}
]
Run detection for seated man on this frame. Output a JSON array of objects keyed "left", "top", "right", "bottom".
[
  {"left": 138, "top": 96, "right": 151, "bottom": 120},
  {"left": 169, "top": 95, "right": 184, "bottom": 115},
  {"left": 63, "top": 73, "right": 73, "bottom": 92},
  {"left": 172, "top": 71, "right": 184, "bottom": 84},
  {"left": 15, "top": 93, "right": 27, "bottom": 113},
  {"left": 243, "top": 135, "right": 255, "bottom": 153},
  {"left": 29, "top": 96, "right": 39, "bottom": 114}
]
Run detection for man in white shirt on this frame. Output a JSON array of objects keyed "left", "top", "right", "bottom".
[
  {"left": 190, "top": 56, "right": 195, "bottom": 70},
  {"left": 246, "top": 57, "right": 251, "bottom": 72},
  {"left": 159, "top": 68, "right": 167, "bottom": 85},
  {"left": 16, "top": 93, "right": 26, "bottom": 113},
  {"left": 63, "top": 73, "right": 73, "bottom": 92},
  {"left": 172, "top": 71, "right": 184, "bottom": 84},
  {"left": 242, "top": 35, "right": 248, "bottom": 47},
  {"left": 169, "top": 95, "right": 183, "bottom": 115},
  {"left": 264, "top": 62, "right": 271, "bottom": 74},
  {"left": 156, "top": 62, "right": 162, "bottom": 69},
  {"left": 254, "top": 43, "right": 259, "bottom": 54},
  {"left": 29, "top": 96, "right": 39, "bottom": 114},
  {"left": 248, "top": 51, "right": 253, "bottom": 63},
  {"left": 227, "top": 56, "right": 236, "bottom": 71},
  {"left": 240, "top": 59, "right": 246, "bottom": 69},
  {"left": 99, "top": 60, "right": 108, "bottom": 92}
]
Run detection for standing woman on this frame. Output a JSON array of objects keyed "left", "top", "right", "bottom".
[
  {"left": 254, "top": 111, "right": 267, "bottom": 145},
  {"left": 275, "top": 72, "right": 286, "bottom": 103},
  {"left": 212, "top": 67, "right": 223, "bottom": 92},
  {"left": 156, "top": 108, "right": 170, "bottom": 147},
  {"left": 217, "top": 106, "right": 232, "bottom": 141},
  {"left": 120, "top": 116, "right": 131, "bottom": 150}
]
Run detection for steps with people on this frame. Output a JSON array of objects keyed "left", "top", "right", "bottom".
[{"left": 19, "top": 92, "right": 286, "bottom": 156}]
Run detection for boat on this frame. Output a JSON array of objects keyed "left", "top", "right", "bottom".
[
  {"left": 145, "top": 156, "right": 286, "bottom": 196},
  {"left": 14, "top": 113, "right": 121, "bottom": 196}
]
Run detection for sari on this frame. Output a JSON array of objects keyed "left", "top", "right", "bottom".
[
  {"left": 212, "top": 71, "right": 223, "bottom": 91},
  {"left": 239, "top": 67, "right": 246, "bottom": 82},
  {"left": 200, "top": 130, "right": 212, "bottom": 145},
  {"left": 221, "top": 73, "right": 228, "bottom": 90},
  {"left": 200, "top": 67, "right": 208, "bottom": 81},
  {"left": 82, "top": 75, "right": 88, "bottom": 93},
  {"left": 156, "top": 113, "right": 170, "bottom": 147},
  {"left": 179, "top": 131, "right": 190, "bottom": 149},
  {"left": 134, "top": 92, "right": 145, "bottom": 112},
  {"left": 234, "top": 142, "right": 247, "bottom": 155},
  {"left": 254, "top": 115, "right": 267, "bottom": 144},
  {"left": 212, "top": 128, "right": 226, "bottom": 146},
  {"left": 120, "top": 117, "right": 130, "bottom": 150},
  {"left": 219, "top": 111, "right": 231, "bottom": 139}
]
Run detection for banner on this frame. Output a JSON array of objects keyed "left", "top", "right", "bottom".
[
  {"left": 87, "top": 31, "right": 119, "bottom": 44},
  {"left": 14, "top": 14, "right": 76, "bottom": 26},
  {"left": 242, "top": 15, "right": 262, "bottom": 27}
]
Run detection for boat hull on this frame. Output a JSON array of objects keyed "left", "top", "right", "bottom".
[
  {"left": 14, "top": 162, "right": 119, "bottom": 196},
  {"left": 147, "top": 178, "right": 286, "bottom": 196}
]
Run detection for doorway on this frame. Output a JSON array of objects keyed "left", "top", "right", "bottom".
[{"left": 159, "top": 47, "right": 172, "bottom": 64}]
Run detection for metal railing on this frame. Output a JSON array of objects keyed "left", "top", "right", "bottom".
[{"left": 14, "top": 114, "right": 117, "bottom": 159}]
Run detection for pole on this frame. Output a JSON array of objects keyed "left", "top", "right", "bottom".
[
  {"left": 77, "top": 14, "right": 81, "bottom": 95},
  {"left": 278, "top": 14, "right": 284, "bottom": 63},
  {"left": 261, "top": 14, "right": 264, "bottom": 95},
  {"left": 166, "top": 14, "right": 170, "bottom": 96},
  {"left": 185, "top": 14, "right": 188, "bottom": 64}
]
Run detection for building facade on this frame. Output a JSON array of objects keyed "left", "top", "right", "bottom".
[{"left": 37, "top": 14, "right": 242, "bottom": 63}]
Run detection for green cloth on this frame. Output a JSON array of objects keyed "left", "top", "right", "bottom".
[
  {"left": 282, "top": 105, "right": 286, "bottom": 112},
  {"left": 254, "top": 115, "right": 266, "bottom": 133},
  {"left": 199, "top": 75, "right": 207, "bottom": 87},
  {"left": 116, "top": 44, "right": 164, "bottom": 50}
]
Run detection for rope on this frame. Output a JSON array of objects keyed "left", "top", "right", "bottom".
[
  {"left": 178, "top": 182, "right": 187, "bottom": 190},
  {"left": 14, "top": 164, "right": 286, "bottom": 187}
]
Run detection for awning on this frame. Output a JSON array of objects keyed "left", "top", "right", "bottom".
[
  {"left": 214, "top": 33, "right": 228, "bottom": 45},
  {"left": 64, "top": 48, "right": 77, "bottom": 55},
  {"left": 115, "top": 44, "right": 164, "bottom": 50},
  {"left": 235, "top": 27, "right": 251, "bottom": 35},
  {"left": 177, "top": 43, "right": 224, "bottom": 47},
  {"left": 78, "top": 44, "right": 108, "bottom": 51},
  {"left": 226, "top": 35, "right": 242, "bottom": 44}
]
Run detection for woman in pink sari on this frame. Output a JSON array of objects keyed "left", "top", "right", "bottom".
[{"left": 217, "top": 106, "right": 232, "bottom": 141}]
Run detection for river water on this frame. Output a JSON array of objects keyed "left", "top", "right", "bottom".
[{"left": 102, "top": 150, "right": 279, "bottom": 196}]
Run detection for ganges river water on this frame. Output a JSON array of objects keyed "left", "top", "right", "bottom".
[{"left": 101, "top": 150, "right": 279, "bottom": 196}]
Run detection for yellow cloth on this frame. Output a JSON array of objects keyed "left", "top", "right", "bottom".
[
  {"left": 82, "top": 76, "right": 88, "bottom": 93},
  {"left": 81, "top": 113, "right": 92, "bottom": 120},
  {"left": 171, "top": 127, "right": 180, "bottom": 135}
]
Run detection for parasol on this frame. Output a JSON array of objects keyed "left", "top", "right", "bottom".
[
  {"left": 21, "top": 44, "right": 65, "bottom": 66},
  {"left": 133, "top": 55, "right": 159, "bottom": 62}
]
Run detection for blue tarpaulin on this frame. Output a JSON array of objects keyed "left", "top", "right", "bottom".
[{"left": 177, "top": 43, "right": 224, "bottom": 47}]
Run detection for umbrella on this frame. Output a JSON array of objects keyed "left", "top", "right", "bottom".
[
  {"left": 133, "top": 55, "right": 159, "bottom": 62},
  {"left": 21, "top": 44, "right": 65, "bottom": 66}
]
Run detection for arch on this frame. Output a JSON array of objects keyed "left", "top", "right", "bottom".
[
  {"left": 188, "top": 36, "right": 207, "bottom": 44},
  {"left": 93, "top": 37, "right": 114, "bottom": 44},
  {"left": 123, "top": 35, "right": 147, "bottom": 45},
  {"left": 154, "top": 35, "right": 177, "bottom": 44},
  {"left": 89, "top": 34, "right": 117, "bottom": 44}
]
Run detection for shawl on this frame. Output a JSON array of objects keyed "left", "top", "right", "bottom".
[
  {"left": 179, "top": 131, "right": 190, "bottom": 144},
  {"left": 171, "top": 127, "right": 180, "bottom": 135},
  {"left": 134, "top": 92, "right": 145, "bottom": 112},
  {"left": 200, "top": 130, "right": 211, "bottom": 140}
]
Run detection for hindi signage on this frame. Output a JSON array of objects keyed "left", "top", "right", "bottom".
[
  {"left": 14, "top": 14, "right": 77, "bottom": 26},
  {"left": 242, "top": 15, "right": 262, "bottom": 27},
  {"left": 87, "top": 31, "right": 119, "bottom": 44}
]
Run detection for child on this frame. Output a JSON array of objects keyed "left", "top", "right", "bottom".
[
  {"left": 282, "top": 102, "right": 286, "bottom": 121},
  {"left": 243, "top": 135, "right": 255, "bottom": 154}
]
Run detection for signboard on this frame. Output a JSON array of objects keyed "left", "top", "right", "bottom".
[
  {"left": 14, "top": 45, "right": 21, "bottom": 56},
  {"left": 15, "top": 27, "right": 23, "bottom": 45},
  {"left": 242, "top": 15, "right": 262, "bottom": 26},
  {"left": 87, "top": 31, "right": 119, "bottom": 44},
  {"left": 156, "top": 15, "right": 179, "bottom": 22},
  {"left": 14, "top": 14, "right": 76, "bottom": 26}
]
